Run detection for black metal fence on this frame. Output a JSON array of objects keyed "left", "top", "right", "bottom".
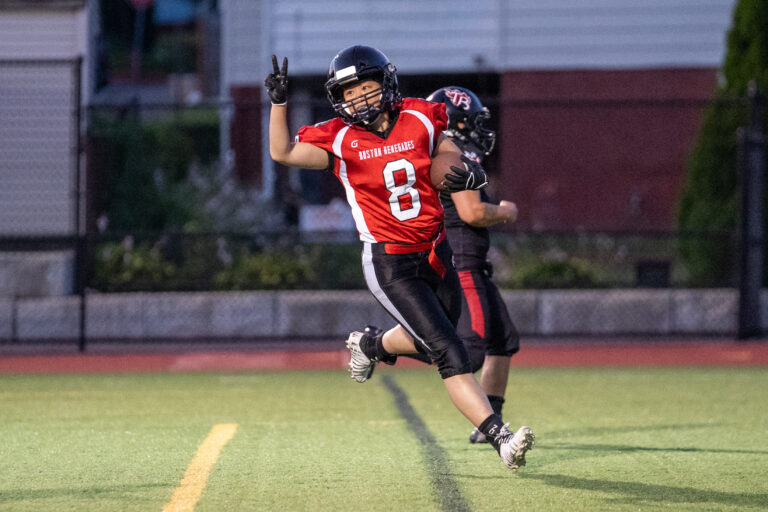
[
  {"left": 74, "top": 229, "right": 739, "bottom": 293},
  {"left": 0, "top": 67, "right": 764, "bottom": 349}
]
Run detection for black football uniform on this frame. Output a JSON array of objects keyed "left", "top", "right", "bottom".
[{"left": 439, "top": 139, "right": 520, "bottom": 371}]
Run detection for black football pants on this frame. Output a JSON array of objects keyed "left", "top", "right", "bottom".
[{"left": 361, "top": 237, "right": 472, "bottom": 379}]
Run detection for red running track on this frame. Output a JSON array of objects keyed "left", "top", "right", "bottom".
[{"left": 1, "top": 341, "right": 767, "bottom": 374}]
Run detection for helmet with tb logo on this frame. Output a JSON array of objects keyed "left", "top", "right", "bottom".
[{"left": 426, "top": 86, "right": 497, "bottom": 156}]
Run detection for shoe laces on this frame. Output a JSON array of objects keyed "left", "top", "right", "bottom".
[{"left": 494, "top": 423, "right": 512, "bottom": 443}]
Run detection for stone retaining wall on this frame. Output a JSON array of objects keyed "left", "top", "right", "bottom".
[{"left": 0, "top": 289, "right": 761, "bottom": 341}]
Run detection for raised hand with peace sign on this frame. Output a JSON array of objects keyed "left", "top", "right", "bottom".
[{"left": 264, "top": 55, "right": 289, "bottom": 105}]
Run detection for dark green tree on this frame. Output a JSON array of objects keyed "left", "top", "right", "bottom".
[{"left": 678, "top": 0, "right": 768, "bottom": 285}]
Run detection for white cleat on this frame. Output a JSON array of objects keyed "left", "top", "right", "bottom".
[
  {"left": 345, "top": 331, "right": 376, "bottom": 383},
  {"left": 496, "top": 424, "right": 535, "bottom": 471}
]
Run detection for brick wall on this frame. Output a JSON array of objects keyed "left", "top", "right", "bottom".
[{"left": 498, "top": 68, "right": 718, "bottom": 231}]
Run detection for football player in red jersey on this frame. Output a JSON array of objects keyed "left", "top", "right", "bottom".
[
  {"left": 265, "top": 45, "right": 533, "bottom": 471},
  {"left": 365, "top": 86, "right": 522, "bottom": 445}
]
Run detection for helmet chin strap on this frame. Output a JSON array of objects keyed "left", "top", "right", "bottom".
[
  {"left": 363, "top": 111, "right": 392, "bottom": 132},
  {"left": 360, "top": 112, "right": 381, "bottom": 126},
  {"left": 356, "top": 92, "right": 385, "bottom": 125}
]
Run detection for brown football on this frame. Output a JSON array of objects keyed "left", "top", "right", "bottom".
[{"left": 429, "top": 150, "right": 463, "bottom": 191}]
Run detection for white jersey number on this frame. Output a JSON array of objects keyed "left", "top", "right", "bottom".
[{"left": 382, "top": 158, "right": 421, "bottom": 221}]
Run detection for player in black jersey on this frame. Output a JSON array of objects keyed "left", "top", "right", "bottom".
[
  {"left": 361, "top": 86, "right": 521, "bottom": 445},
  {"left": 429, "top": 86, "right": 520, "bottom": 444}
]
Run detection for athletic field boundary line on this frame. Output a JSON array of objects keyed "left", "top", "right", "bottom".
[
  {"left": 382, "top": 375, "right": 472, "bottom": 512},
  {"left": 163, "top": 423, "right": 237, "bottom": 512}
]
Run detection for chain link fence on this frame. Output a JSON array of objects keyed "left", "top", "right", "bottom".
[{"left": 0, "top": 79, "right": 762, "bottom": 349}]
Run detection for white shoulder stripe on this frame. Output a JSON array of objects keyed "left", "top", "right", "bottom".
[
  {"left": 332, "top": 125, "right": 350, "bottom": 158},
  {"left": 333, "top": 126, "right": 375, "bottom": 242},
  {"left": 402, "top": 109, "right": 436, "bottom": 155}
]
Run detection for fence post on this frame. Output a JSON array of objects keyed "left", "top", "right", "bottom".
[
  {"left": 737, "top": 81, "right": 765, "bottom": 340},
  {"left": 72, "top": 57, "right": 87, "bottom": 352}
]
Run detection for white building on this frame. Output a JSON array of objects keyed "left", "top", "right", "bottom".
[
  {"left": 0, "top": 0, "right": 99, "bottom": 236},
  {"left": 219, "top": 0, "right": 738, "bottom": 231},
  {"left": 222, "top": 0, "right": 735, "bottom": 81},
  {"left": 0, "top": 0, "right": 100, "bottom": 298}
]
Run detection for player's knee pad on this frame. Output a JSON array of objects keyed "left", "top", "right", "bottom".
[{"left": 432, "top": 338, "right": 472, "bottom": 379}]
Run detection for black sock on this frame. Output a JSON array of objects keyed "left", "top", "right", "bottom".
[
  {"left": 374, "top": 334, "right": 398, "bottom": 364},
  {"left": 487, "top": 395, "right": 505, "bottom": 417},
  {"left": 360, "top": 331, "right": 397, "bottom": 364},
  {"left": 359, "top": 333, "right": 379, "bottom": 360},
  {"left": 478, "top": 413, "right": 504, "bottom": 452}
]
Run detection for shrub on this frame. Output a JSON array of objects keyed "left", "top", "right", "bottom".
[
  {"left": 213, "top": 251, "right": 316, "bottom": 290},
  {"left": 89, "top": 108, "right": 220, "bottom": 234},
  {"left": 93, "top": 238, "right": 176, "bottom": 292},
  {"left": 306, "top": 243, "right": 365, "bottom": 289},
  {"left": 677, "top": 0, "right": 768, "bottom": 285},
  {"left": 509, "top": 258, "right": 601, "bottom": 289}
]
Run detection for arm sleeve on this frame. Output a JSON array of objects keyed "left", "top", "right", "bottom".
[{"left": 296, "top": 122, "right": 335, "bottom": 153}]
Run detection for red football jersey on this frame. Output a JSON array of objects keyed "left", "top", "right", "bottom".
[{"left": 297, "top": 98, "right": 448, "bottom": 244}]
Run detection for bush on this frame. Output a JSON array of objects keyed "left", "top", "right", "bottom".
[
  {"left": 213, "top": 251, "right": 316, "bottom": 290},
  {"left": 509, "top": 258, "right": 601, "bottom": 289},
  {"left": 305, "top": 243, "right": 365, "bottom": 289},
  {"left": 93, "top": 238, "right": 177, "bottom": 292},
  {"left": 90, "top": 236, "right": 371, "bottom": 292},
  {"left": 677, "top": 0, "right": 768, "bottom": 285},
  {"left": 677, "top": 97, "right": 743, "bottom": 286},
  {"left": 89, "top": 108, "right": 220, "bottom": 234}
]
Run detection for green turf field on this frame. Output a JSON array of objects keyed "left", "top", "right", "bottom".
[{"left": 0, "top": 367, "right": 767, "bottom": 511}]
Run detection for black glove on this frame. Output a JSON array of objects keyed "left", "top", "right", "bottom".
[
  {"left": 264, "top": 55, "right": 288, "bottom": 105},
  {"left": 443, "top": 155, "right": 489, "bottom": 192}
]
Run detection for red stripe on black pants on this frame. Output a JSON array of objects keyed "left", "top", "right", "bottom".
[{"left": 458, "top": 270, "right": 485, "bottom": 338}]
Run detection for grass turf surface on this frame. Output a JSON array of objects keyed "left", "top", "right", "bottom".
[{"left": 0, "top": 367, "right": 766, "bottom": 511}]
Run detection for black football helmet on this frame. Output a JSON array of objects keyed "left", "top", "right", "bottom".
[
  {"left": 325, "top": 45, "right": 401, "bottom": 126},
  {"left": 426, "top": 86, "right": 497, "bottom": 156}
]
